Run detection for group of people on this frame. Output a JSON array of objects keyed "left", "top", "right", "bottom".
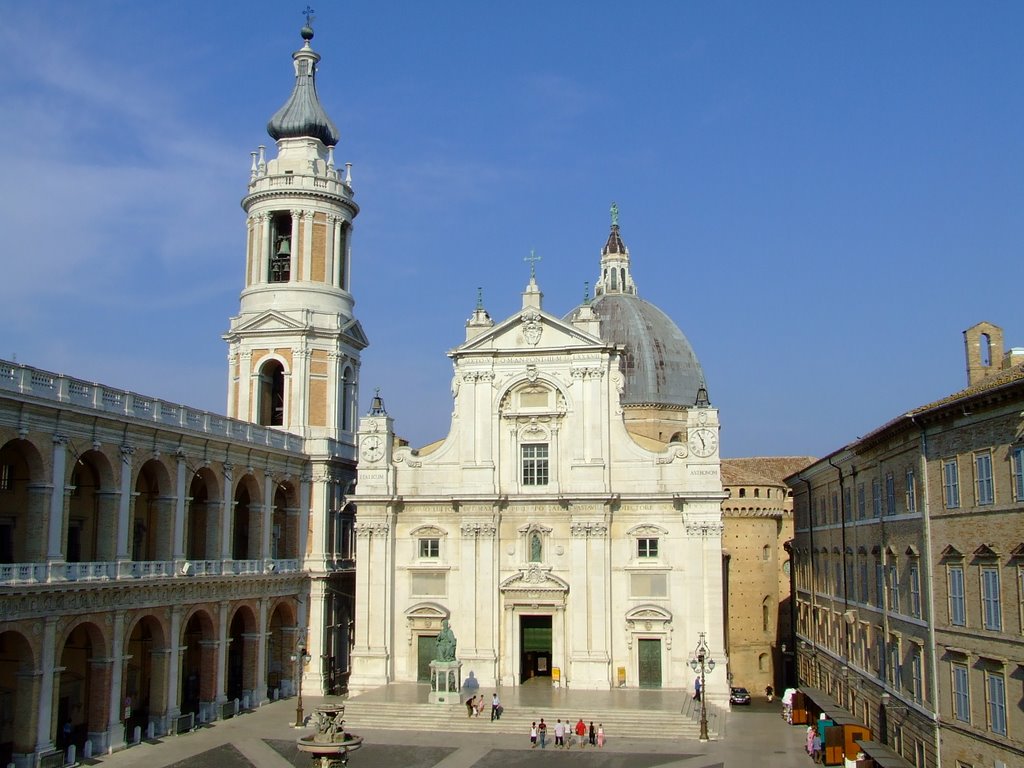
[
  {"left": 465, "top": 692, "right": 504, "bottom": 720},
  {"left": 529, "top": 718, "right": 604, "bottom": 749}
]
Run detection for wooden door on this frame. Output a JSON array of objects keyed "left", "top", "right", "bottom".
[
  {"left": 638, "top": 639, "right": 662, "bottom": 688},
  {"left": 417, "top": 635, "right": 435, "bottom": 683}
]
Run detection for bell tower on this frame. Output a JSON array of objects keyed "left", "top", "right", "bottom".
[{"left": 225, "top": 21, "right": 367, "bottom": 446}]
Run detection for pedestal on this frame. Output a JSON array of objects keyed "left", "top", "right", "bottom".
[{"left": 428, "top": 660, "right": 462, "bottom": 705}]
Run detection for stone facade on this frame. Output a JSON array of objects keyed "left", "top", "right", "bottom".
[
  {"left": 350, "top": 229, "right": 729, "bottom": 697},
  {"left": 787, "top": 322, "right": 1024, "bottom": 768}
]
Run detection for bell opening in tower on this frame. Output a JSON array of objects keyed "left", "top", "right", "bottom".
[
  {"left": 258, "top": 360, "right": 286, "bottom": 426},
  {"left": 269, "top": 212, "right": 292, "bottom": 283}
]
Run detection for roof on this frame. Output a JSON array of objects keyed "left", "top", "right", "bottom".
[
  {"left": 267, "top": 28, "right": 340, "bottom": 146},
  {"left": 722, "top": 456, "right": 816, "bottom": 487},
  {"left": 565, "top": 294, "right": 705, "bottom": 408}
]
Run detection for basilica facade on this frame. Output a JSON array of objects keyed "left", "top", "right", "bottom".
[{"left": 350, "top": 220, "right": 729, "bottom": 697}]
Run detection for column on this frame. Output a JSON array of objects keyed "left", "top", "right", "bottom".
[
  {"left": 105, "top": 611, "right": 127, "bottom": 752},
  {"left": 215, "top": 602, "right": 229, "bottom": 707},
  {"left": 301, "top": 209, "right": 314, "bottom": 282},
  {"left": 47, "top": 435, "right": 68, "bottom": 561},
  {"left": 13, "top": 668, "right": 41, "bottom": 761},
  {"left": 260, "top": 213, "right": 271, "bottom": 283},
  {"left": 95, "top": 491, "right": 120, "bottom": 561},
  {"left": 220, "top": 464, "right": 234, "bottom": 561},
  {"left": 298, "top": 473, "right": 312, "bottom": 568},
  {"left": 343, "top": 222, "right": 352, "bottom": 292},
  {"left": 237, "top": 350, "right": 253, "bottom": 425},
  {"left": 165, "top": 606, "right": 183, "bottom": 728},
  {"left": 35, "top": 617, "right": 58, "bottom": 755},
  {"left": 289, "top": 210, "right": 301, "bottom": 282},
  {"left": 254, "top": 599, "right": 269, "bottom": 705},
  {"left": 305, "top": 579, "right": 327, "bottom": 693},
  {"left": 173, "top": 454, "right": 187, "bottom": 563},
  {"left": 262, "top": 472, "right": 274, "bottom": 563},
  {"left": 116, "top": 447, "right": 135, "bottom": 567},
  {"left": 331, "top": 217, "right": 343, "bottom": 288}
]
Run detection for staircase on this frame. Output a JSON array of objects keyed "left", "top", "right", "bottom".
[{"left": 340, "top": 698, "right": 721, "bottom": 741}]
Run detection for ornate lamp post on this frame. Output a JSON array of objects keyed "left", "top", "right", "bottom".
[
  {"left": 689, "top": 632, "right": 716, "bottom": 742},
  {"left": 290, "top": 644, "right": 312, "bottom": 727}
]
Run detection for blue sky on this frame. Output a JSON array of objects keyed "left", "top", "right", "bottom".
[{"left": 1, "top": 2, "right": 1021, "bottom": 459}]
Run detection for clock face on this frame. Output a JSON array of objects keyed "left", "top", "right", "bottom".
[
  {"left": 688, "top": 428, "right": 718, "bottom": 458},
  {"left": 361, "top": 435, "right": 383, "bottom": 462}
]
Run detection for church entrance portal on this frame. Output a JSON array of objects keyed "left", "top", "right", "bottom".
[
  {"left": 519, "top": 615, "right": 552, "bottom": 683},
  {"left": 417, "top": 635, "right": 436, "bottom": 683},
  {"left": 638, "top": 639, "right": 662, "bottom": 688}
]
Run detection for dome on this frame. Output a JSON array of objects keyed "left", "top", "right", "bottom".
[
  {"left": 565, "top": 294, "right": 705, "bottom": 408},
  {"left": 563, "top": 207, "right": 706, "bottom": 408}
]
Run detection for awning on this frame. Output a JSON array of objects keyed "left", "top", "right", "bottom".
[
  {"left": 856, "top": 740, "right": 915, "bottom": 768},
  {"left": 800, "top": 685, "right": 841, "bottom": 714}
]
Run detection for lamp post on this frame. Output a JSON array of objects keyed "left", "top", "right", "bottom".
[
  {"left": 689, "top": 632, "right": 715, "bottom": 742},
  {"left": 290, "top": 645, "right": 312, "bottom": 727}
]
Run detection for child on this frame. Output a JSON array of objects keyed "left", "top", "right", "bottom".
[{"left": 597, "top": 723, "right": 604, "bottom": 747}]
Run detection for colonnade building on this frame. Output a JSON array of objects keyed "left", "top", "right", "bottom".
[{"left": 0, "top": 24, "right": 360, "bottom": 766}]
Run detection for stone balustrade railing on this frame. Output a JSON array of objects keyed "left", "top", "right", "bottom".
[{"left": 0, "top": 558, "right": 312, "bottom": 586}]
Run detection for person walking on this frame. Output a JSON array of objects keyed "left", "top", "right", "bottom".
[
  {"left": 589, "top": 721, "right": 596, "bottom": 746},
  {"left": 465, "top": 695, "right": 475, "bottom": 718},
  {"left": 530, "top": 722, "right": 537, "bottom": 748},
  {"left": 554, "top": 719, "right": 565, "bottom": 748},
  {"left": 538, "top": 718, "right": 547, "bottom": 749},
  {"left": 491, "top": 692, "right": 501, "bottom": 721},
  {"left": 597, "top": 723, "right": 604, "bottom": 747},
  {"left": 575, "top": 718, "right": 586, "bottom": 748}
]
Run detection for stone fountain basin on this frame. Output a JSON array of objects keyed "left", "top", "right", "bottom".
[{"left": 297, "top": 733, "right": 364, "bottom": 753}]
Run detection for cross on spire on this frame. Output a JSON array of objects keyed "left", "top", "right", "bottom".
[
  {"left": 525, "top": 249, "right": 542, "bottom": 280},
  {"left": 303, "top": 5, "right": 316, "bottom": 26}
]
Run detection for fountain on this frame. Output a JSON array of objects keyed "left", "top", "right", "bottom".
[{"left": 296, "top": 703, "right": 364, "bottom": 767}]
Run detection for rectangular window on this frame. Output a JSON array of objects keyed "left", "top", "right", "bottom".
[
  {"left": 911, "top": 649, "right": 923, "bottom": 702},
  {"left": 905, "top": 467, "right": 916, "bottom": 513},
  {"left": 630, "top": 572, "right": 667, "bottom": 598},
  {"left": 949, "top": 566, "right": 966, "bottom": 626},
  {"left": 910, "top": 564, "right": 922, "bottom": 618},
  {"left": 834, "top": 562, "right": 842, "bottom": 596},
  {"left": 952, "top": 663, "right": 970, "bottom": 722},
  {"left": 844, "top": 488, "right": 852, "bottom": 521},
  {"left": 830, "top": 492, "right": 838, "bottom": 523},
  {"left": 521, "top": 443, "right": 549, "bottom": 486},
  {"left": 637, "top": 538, "right": 658, "bottom": 558},
  {"left": 410, "top": 571, "right": 446, "bottom": 597},
  {"left": 860, "top": 561, "right": 869, "bottom": 603},
  {"left": 886, "top": 473, "right": 896, "bottom": 516},
  {"left": 876, "top": 562, "right": 885, "bottom": 607},
  {"left": 986, "top": 672, "right": 1007, "bottom": 736},
  {"left": 889, "top": 564, "right": 901, "bottom": 613},
  {"left": 857, "top": 483, "right": 866, "bottom": 520},
  {"left": 0, "top": 464, "right": 12, "bottom": 491},
  {"left": 872, "top": 478, "right": 882, "bottom": 518},
  {"left": 944, "top": 459, "right": 960, "bottom": 509},
  {"left": 888, "top": 637, "right": 900, "bottom": 687},
  {"left": 1013, "top": 446, "right": 1024, "bottom": 501},
  {"left": 975, "top": 452, "right": 994, "bottom": 505},
  {"left": 982, "top": 566, "right": 1002, "bottom": 631},
  {"left": 419, "top": 537, "right": 440, "bottom": 558}
]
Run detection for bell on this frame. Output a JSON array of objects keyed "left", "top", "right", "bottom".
[{"left": 276, "top": 237, "right": 291, "bottom": 257}]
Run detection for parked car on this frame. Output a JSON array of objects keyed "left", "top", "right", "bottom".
[{"left": 729, "top": 686, "right": 751, "bottom": 705}]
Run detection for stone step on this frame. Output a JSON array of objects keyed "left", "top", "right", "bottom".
[{"left": 340, "top": 700, "right": 717, "bottom": 740}]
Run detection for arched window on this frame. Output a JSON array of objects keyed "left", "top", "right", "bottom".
[
  {"left": 758, "top": 653, "right": 768, "bottom": 671},
  {"left": 341, "top": 366, "right": 354, "bottom": 432},
  {"left": 754, "top": 488, "right": 761, "bottom": 498},
  {"left": 337, "top": 222, "right": 350, "bottom": 289},
  {"left": 259, "top": 360, "right": 286, "bottom": 426},
  {"left": 762, "top": 598, "right": 771, "bottom": 632},
  {"left": 739, "top": 488, "right": 746, "bottom": 498},
  {"left": 980, "top": 332, "right": 992, "bottom": 366},
  {"left": 269, "top": 212, "right": 292, "bottom": 283},
  {"left": 762, "top": 545, "right": 770, "bottom": 561}
]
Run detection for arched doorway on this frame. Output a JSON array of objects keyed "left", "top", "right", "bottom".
[
  {"left": 186, "top": 468, "right": 219, "bottom": 561},
  {"left": 267, "top": 601, "right": 297, "bottom": 699},
  {"left": 232, "top": 477, "right": 261, "bottom": 562},
  {"left": 133, "top": 460, "right": 171, "bottom": 562},
  {"left": 180, "top": 610, "right": 216, "bottom": 721},
  {"left": 227, "top": 606, "right": 257, "bottom": 703},
  {"left": 124, "top": 615, "right": 167, "bottom": 737},
  {"left": 0, "top": 438, "right": 46, "bottom": 563},
  {"left": 67, "top": 449, "right": 115, "bottom": 562},
  {"left": 0, "top": 630, "right": 35, "bottom": 765},
  {"left": 57, "top": 622, "right": 108, "bottom": 758}
]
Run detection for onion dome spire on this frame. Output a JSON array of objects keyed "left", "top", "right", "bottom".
[{"left": 267, "top": 18, "right": 340, "bottom": 146}]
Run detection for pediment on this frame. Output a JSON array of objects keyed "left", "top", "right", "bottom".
[
  {"left": 341, "top": 318, "right": 370, "bottom": 349},
  {"left": 233, "top": 310, "right": 307, "bottom": 335},
  {"left": 404, "top": 602, "right": 449, "bottom": 620},
  {"left": 499, "top": 565, "right": 570, "bottom": 592},
  {"left": 940, "top": 544, "right": 963, "bottom": 559},
  {"left": 457, "top": 308, "right": 605, "bottom": 356},
  {"left": 625, "top": 604, "right": 673, "bottom": 623}
]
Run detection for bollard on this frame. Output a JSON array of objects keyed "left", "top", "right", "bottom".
[
  {"left": 66, "top": 744, "right": 77, "bottom": 765},
  {"left": 271, "top": 688, "right": 279, "bottom": 701},
  {"left": 132, "top": 725, "right": 141, "bottom": 744},
  {"left": 146, "top": 721, "right": 155, "bottom": 740},
  {"left": 242, "top": 693, "right": 250, "bottom": 711},
  {"left": 83, "top": 740, "right": 94, "bottom": 759}
]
